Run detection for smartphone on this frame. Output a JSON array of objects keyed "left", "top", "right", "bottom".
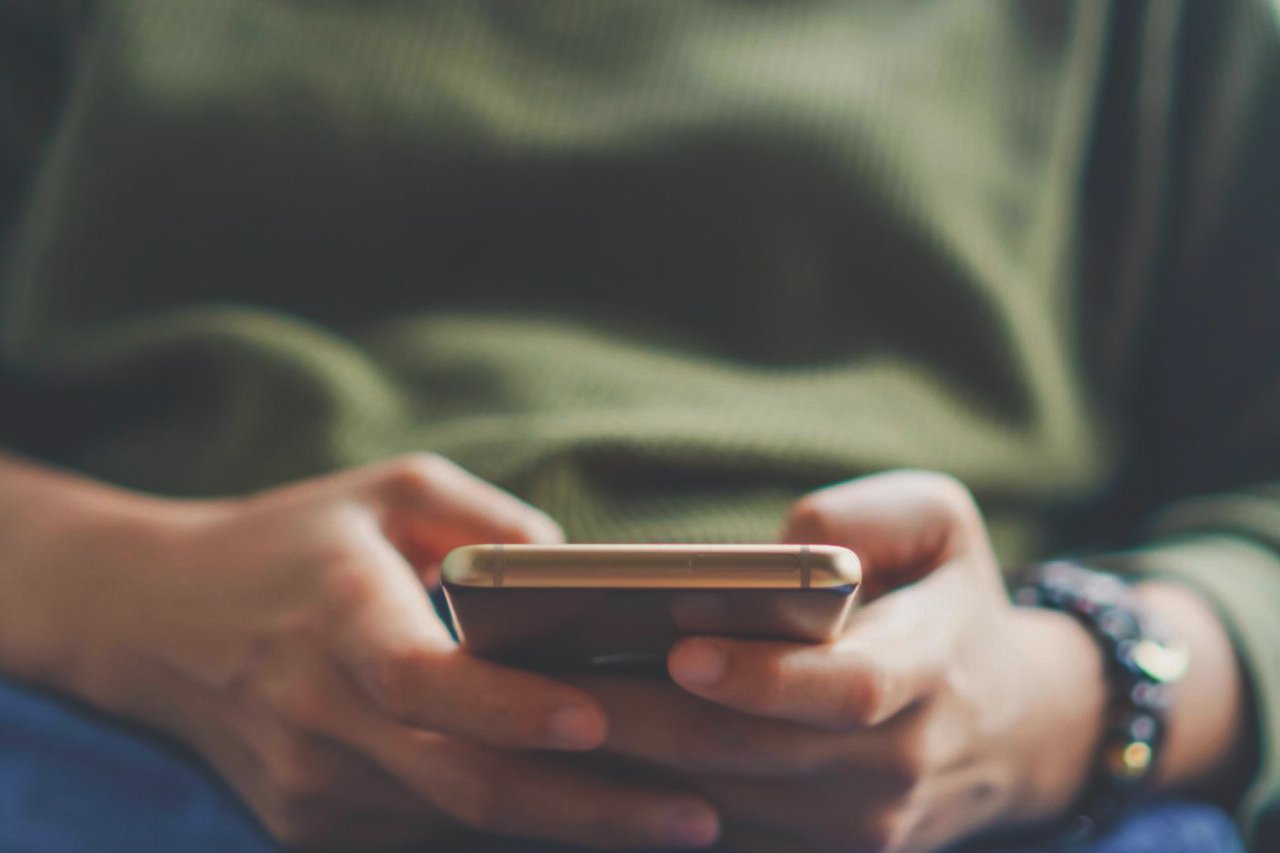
[{"left": 441, "top": 544, "right": 860, "bottom": 673}]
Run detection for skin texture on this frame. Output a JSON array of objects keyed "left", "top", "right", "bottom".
[
  {"left": 0, "top": 453, "right": 719, "bottom": 851},
  {"left": 0, "top": 456, "right": 1248, "bottom": 851},
  {"left": 573, "top": 471, "right": 1249, "bottom": 852}
]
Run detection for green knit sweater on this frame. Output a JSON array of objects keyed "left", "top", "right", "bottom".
[{"left": 2, "top": 1, "right": 1278, "bottom": 845}]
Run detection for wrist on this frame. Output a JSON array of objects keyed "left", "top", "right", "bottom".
[
  {"left": 1132, "top": 581, "right": 1252, "bottom": 798},
  {"left": 0, "top": 456, "right": 198, "bottom": 703},
  {"left": 1011, "top": 563, "right": 1194, "bottom": 845},
  {"left": 1006, "top": 606, "right": 1108, "bottom": 826},
  {"left": 61, "top": 494, "right": 206, "bottom": 711}
]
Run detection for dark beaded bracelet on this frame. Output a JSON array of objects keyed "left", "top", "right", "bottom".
[{"left": 1014, "top": 561, "right": 1189, "bottom": 848}]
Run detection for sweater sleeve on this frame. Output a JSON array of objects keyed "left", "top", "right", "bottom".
[
  {"left": 1080, "top": 1, "right": 1280, "bottom": 845},
  {"left": 1098, "top": 517, "right": 1280, "bottom": 847},
  {"left": 0, "top": 0, "right": 83, "bottom": 450},
  {"left": 0, "top": 0, "right": 83, "bottom": 242}
]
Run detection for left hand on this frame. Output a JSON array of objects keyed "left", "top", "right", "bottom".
[{"left": 580, "top": 471, "right": 1109, "bottom": 852}]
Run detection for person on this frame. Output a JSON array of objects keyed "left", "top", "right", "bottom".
[{"left": 0, "top": 2, "right": 1275, "bottom": 851}]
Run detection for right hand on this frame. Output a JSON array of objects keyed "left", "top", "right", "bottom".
[{"left": 56, "top": 454, "right": 721, "bottom": 850}]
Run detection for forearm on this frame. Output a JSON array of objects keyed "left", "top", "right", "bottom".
[{"left": 0, "top": 452, "right": 173, "bottom": 692}]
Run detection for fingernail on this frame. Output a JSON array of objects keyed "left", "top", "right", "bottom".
[
  {"left": 672, "top": 641, "right": 727, "bottom": 687},
  {"left": 546, "top": 705, "right": 605, "bottom": 749},
  {"left": 660, "top": 802, "right": 720, "bottom": 848}
]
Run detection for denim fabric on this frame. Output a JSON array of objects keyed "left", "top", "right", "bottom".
[
  {"left": 949, "top": 799, "right": 1246, "bottom": 853},
  {"left": 0, "top": 679, "right": 1245, "bottom": 853},
  {"left": 0, "top": 679, "right": 274, "bottom": 853}
]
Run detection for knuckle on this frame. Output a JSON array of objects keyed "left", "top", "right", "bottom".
[
  {"left": 742, "top": 653, "right": 790, "bottom": 715},
  {"left": 496, "top": 700, "right": 550, "bottom": 746},
  {"left": 442, "top": 685, "right": 541, "bottom": 747},
  {"left": 836, "top": 657, "right": 890, "bottom": 727}
]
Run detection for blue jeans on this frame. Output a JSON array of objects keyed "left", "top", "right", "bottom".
[{"left": 0, "top": 679, "right": 1244, "bottom": 853}]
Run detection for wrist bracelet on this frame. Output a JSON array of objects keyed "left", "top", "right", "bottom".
[{"left": 1014, "top": 561, "right": 1189, "bottom": 847}]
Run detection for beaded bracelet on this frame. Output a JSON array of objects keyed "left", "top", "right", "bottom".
[{"left": 1014, "top": 561, "right": 1189, "bottom": 847}]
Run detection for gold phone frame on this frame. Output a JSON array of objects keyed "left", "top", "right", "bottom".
[
  {"left": 442, "top": 543, "right": 860, "bottom": 590},
  {"left": 441, "top": 544, "right": 861, "bottom": 672}
]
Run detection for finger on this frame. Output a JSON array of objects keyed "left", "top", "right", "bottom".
[
  {"left": 356, "top": 454, "right": 563, "bottom": 559},
  {"left": 779, "top": 470, "right": 989, "bottom": 600},
  {"left": 578, "top": 675, "right": 913, "bottom": 780},
  {"left": 667, "top": 556, "right": 990, "bottom": 728},
  {"left": 165, "top": 660, "right": 441, "bottom": 851},
  {"left": 668, "top": 632, "right": 942, "bottom": 729},
  {"left": 367, "top": 638, "right": 612, "bottom": 752},
  {"left": 326, "top": 525, "right": 608, "bottom": 750},
  {"left": 255, "top": 734, "right": 449, "bottom": 848},
  {"left": 698, "top": 766, "right": 993, "bottom": 853},
  {"left": 689, "top": 775, "right": 910, "bottom": 853},
  {"left": 369, "top": 731, "right": 721, "bottom": 851},
  {"left": 310, "top": 664, "right": 721, "bottom": 849},
  {"left": 243, "top": 713, "right": 430, "bottom": 817}
]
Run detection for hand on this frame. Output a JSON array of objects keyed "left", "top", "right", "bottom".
[
  {"left": 583, "top": 471, "right": 1106, "bottom": 852},
  {"left": 42, "top": 454, "right": 720, "bottom": 850}
]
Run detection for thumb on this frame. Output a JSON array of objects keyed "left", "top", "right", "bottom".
[
  {"left": 353, "top": 454, "right": 564, "bottom": 575},
  {"left": 780, "top": 470, "right": 989, "bottom": 601},
  {"left": 667, "top": 563, "right": 980, "bottom": 728}
]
